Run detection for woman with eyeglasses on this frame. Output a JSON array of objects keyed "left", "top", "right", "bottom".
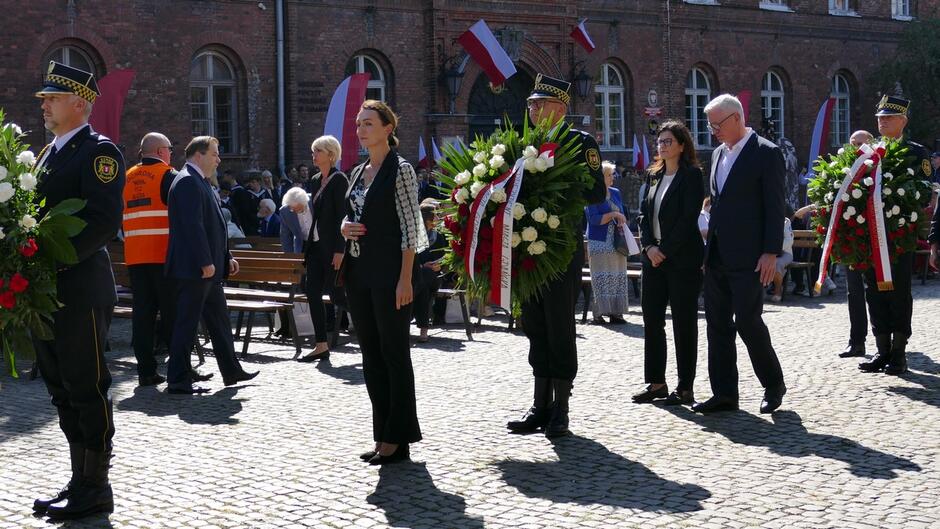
[{"left": 633, "top": 120, "right": 705, "bottom": 405}]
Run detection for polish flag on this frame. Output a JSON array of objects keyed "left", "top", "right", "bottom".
[
  {"left": 324, "top": 73, "right": 370, "bottom": 171},
  {"left": 570, "top": 19, "right": 596, "bottom": 53},
  {"left": 737, "top": 90, "right": 752, "bottom": 124},
  {"left": 457, "top": 20, "right": 517, "bottom": 86},
  {"left": 431, "top": 137, "right": 442, "bottom": 165},
  {"left": 632, "top": 134, "right": 645, "bottom": 171},
  {"left": 804, "top": 97, "right": 837, "bottom": 183},
  {"left": 417, "top": 137, "right": 429, "bottom": 169}
]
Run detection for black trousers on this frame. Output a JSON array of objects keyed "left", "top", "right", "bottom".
[
  {"left": 862, "top": 252, "right": 913, "bottom": 338},
  {"left": 520, "top": 246, "right": 582, "bottom": 381},
  {"left": 346, "top": 260, "right": 422, "bottom": 444},
  {"left": 304, "top": 243, "right": 340, "bottom": 343},
  {"left": 413, "top": 267, "right": 442, "bottom": 328},
  {"left": 128, "top": 263, "right": 176, "bottom": 377},
  {"left": 35, "top": 305, "right": 115, "bottom": 452},
  {"left": 167, "top": 279, "right": 242, "bottom": 386},
  {"left": 641, "top": 261, "right": 702, "bottom": 391},
  {"left": 704, "top": 246, "right": 784, "bottom": 399},
  {"left": 846, "top": 268, "right": 868, "bottom": 345}
]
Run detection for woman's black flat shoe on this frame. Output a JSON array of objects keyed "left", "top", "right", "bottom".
[
  {"left": 608, "top": 315, "right": 626, "bottom": 324},
  {"left": 662, "top": 390, "right": 694, "bottom": 406},
  {"left": 359, "top": 450, "right": 377, "bottom": 461},
  {"left": 369, "top": 444, "right": 410, "bottom": 465},
  {"left": 632, "top": 384, "right": 668, "bottom": 403},
  {"left": 297, "top": 350, "right": 330, "bottom": 363}
]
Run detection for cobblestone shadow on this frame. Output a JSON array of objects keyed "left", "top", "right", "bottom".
[
  {"left": 366, "top": 462, "right": 484, "bottom": 528},
  {"left": 495, "top": 435, "right": 710, "bottom": 512},
  {"left": 117, "top": 386, "right": 247, "bottom": 425},
  {"left": 0, "top": 376, "right": 58, "bottom": 442},
  {"left": 662, "top": 407, "right": 921, "bottom": 479},
  {"left": 889, "top": 351, "right": 940, "bottom": 408},
  {"left": 314, "top": 358, "right": 365, "bottom": 385}
]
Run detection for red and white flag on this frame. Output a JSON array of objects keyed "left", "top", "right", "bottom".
[
  {"left": 805, "top": 98, "right": 837, "bottom": 183},
  {"left": 457, "top": 20, "right": 517, "bottom": 86},
  {"left": 431, "top": 137, "right": 442, "bottom": 165},
  {"left": 417, "top": 137, "right": 429, "bottom": 169},
  {"left": 88, "top": 69, "right": 136, "bottom": 144},
  {"left": 570, "top": 19, "right": 596, "bottom": 53},
  {"left": 324, "top": 73, "right": 370, "bottom": 171},
  {"left": 642, "top": 135, "right": 650, "bottom": 172},
  {"left": 632, "top": 134, "right": 646, "bottom": 171}
]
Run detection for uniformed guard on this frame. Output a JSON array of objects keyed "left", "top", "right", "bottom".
[
  {"left": 506, "top": 74, "right": 606, "bottom": 438},
  {"left": 31, "top": 61, "right": 125, "bottom": 520},
  {"left": 859, "top": 95, "right": 931, "bottom": 376}
]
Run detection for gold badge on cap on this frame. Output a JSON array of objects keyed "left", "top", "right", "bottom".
[
  {"left": 585, "top": 148, "right": 601, "bottom": 171},
  {"left": 94, "top": 156, "right": 118, "bottom": 183}
]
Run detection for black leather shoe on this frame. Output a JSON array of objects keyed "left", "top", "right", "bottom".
[
  {"left": 607, "top": 315, "right": 626, "bottom": 324},
  {"left": 369, "top": 444, "right": 410, "bottom": 465},
  {"left": 662, "top": 390, "right": 694, "bottom": 406},
  {"left": 359, "top": 450, "right": 377, "bottom": 462},
  {"left": 839, "top": 342, "right": 866, "bottom": 358},
  {"left": 33, "top": 444, "right": 84, "bottom": 514},
  {"left": 884, "top": 334, "right": 909, "bottom": 375},
  {"left": 138, "top": 374, "right": 166, "bottom": 387},
  {"left": 860, "top": 335, "right": 892, "bottom": 372},
  {"left": 167, "top": 384, "right": 211, "bottom": 395},
  {"left": 297, "top": 350, "right": 330, "bottom": 363},
  {"left": 691, "top": 396, "right": 739, "bottom": 414},
  {"left": 507, "top": 377, "right": 553, "bottom": 433},
  {"left": 632, "top": 384, "right": 668, "bottom": 403},
  {"left": 190, "top": 370, "right": 214, "bottom": 382},
  {"left": 759, "top": 383, "right": 787, "bottom": 414},
  {"left": 545, "top": 379, "right": 573, "bottom": 439},
  {"left": 46, "top": 449, "right": 113, "bottom": 520},
  {"left": 592, "top": 315, "right": 606, "bottom": 324},
  {"left": 223, "top": 370, "right": 259, "bottom": 386}
]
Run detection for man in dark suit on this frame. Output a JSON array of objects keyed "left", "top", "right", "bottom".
[
  {"left": 164, "top": 136, "right": 258, "bottom": 394},
  {"left": 693, "top": 93, "right": 787, "bottom": 415},
  {"left": 256, "top": 198, "right": 281, "bottom": 237},
  {"left": 31, "top": 61, "right": 124, "bottom": 520}
]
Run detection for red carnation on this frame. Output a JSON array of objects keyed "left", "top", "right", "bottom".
[
  {"left": 0, "top": 291, "right": 14, "bottom": 309},
  {"left": 458, "top": 204, "right": 470, "bottom": 218},
  {"left": 19, "top": 238, "right": 38, "bottom": 258},
  {"left": 521, "top": 257, "right": 536, "bottom": 271},
  {"left": 896, "top": 246, "right": 904, "bottom": 255},
  {"left": 847, "top": 218, "right": 857, "bottom": 227},
  {"left": 450, "top": 239, "right": 464, "bottom": 257},
  {"left": 855, "top": 228, "right": 865, "bottom": 236},
  {"left": 9, "top": 273, "right": 28, "bottom": 293},
  {"left": 816, "top": 226, "right": 825, "bottom": 234}
]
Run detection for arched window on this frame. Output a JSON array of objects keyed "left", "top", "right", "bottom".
[
  {"left": 190, "top": 51, "right": 238, "bottom": 155},
  {"left": 685, "top": 67, "right": 712, "bottom": 148},
  {"left": 594, "top": 63, "right": 627, "bottom": 150},
  {"left": 761, "top": 71, "right": 786, "bottom": 141},
  {"left": 345, "top": 54, "right": 387, "bottom": 102},
  {"left": 46, "top": 45, "right": 95, "bottom": 74},
  {"left": 831, "top": 74, "right": 852, "bottom": 147}
]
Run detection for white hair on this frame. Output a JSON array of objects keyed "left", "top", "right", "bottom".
[
  {"left": 281, "top": 187, "right": 309, "bottom": 208},
  {"left": 703, "top": 93, "right": 745, "bottom": 122},
  {"left": 258, "top": 198, "right": 276, "bottom": 213}
]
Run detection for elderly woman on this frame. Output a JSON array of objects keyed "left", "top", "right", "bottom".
[
  {"left": 584, "top": 161, "right": 629, "bottom": 324},
  {"left": 296, "top": 134, "right": 349, "bottom": 362}
]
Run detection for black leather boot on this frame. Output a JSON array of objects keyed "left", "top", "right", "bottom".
[
  {"left": 859, "top": 335, "right": 891, "bottom": 372},
  {"left": 885, "top": 334, "right": 909, "bottom": 375},
  {"left": 545, "top": 379, "right": 572, "bottom": 439},
  {"left": 33, "top": 443, "right": 84, "bottom": 514},
  {"left": 46, "top": 449, "right": 113, "bottom": 520},
  {"left": 507, "top": 377, "right": 552, "bottom": 433},
  {"left": 838, "top": 341, "right": 866, "bottom": 358}
]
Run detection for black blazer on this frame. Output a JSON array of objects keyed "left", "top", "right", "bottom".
[
  {"left": 639, "top": 164, "right": 705, "bottom": 269},
  {"left": 304, "top": 168, "right": 349, "bottom": 263},
  {"left": 165, "top": 164, "right": 232, "bottom": 281},
  {"left": 35, "top": 126, "right": 125, "bottom": 308},
  {"left": 705, "top": 133, "right": 785, "bottom": 269}
]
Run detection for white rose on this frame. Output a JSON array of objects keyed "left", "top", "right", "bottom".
[
  {"left": 825, "top": 192, "right": 834, "bottom": 202},
  {"left": 842, "top": 168, "right": 852, "bottom": 175},
  {"left": 527, "top": 240, "right": 547, "bottom": 255},
  {"left": 489, "top": 155, "right": 505, "bottom": 169},
  {"left": 521, "top": 226, "right": 538, "bottom": 242},
  {"left": 886, "top": 210, "right": 893, "bottom": 218},
  {"left": 856, "top": 215, "right": 865, "bottom": 224},
  {"left": 19, "top": 172, "right": 37, "bottom": 191},
  {"left": 4, "top": 123, "right": 22, "bottom": 136},
  {"left": 472, "top": 163, "right": 487, "bottom": 178},
  {"left": 898, "top": 218, "right": 906, "bottom": 226},
  {"left": 470, "top": 181, "right": 485, "bottom": 198},
  {"left": 851, "top": 189, "right": 863, "bottom": 199},
  {"left": 884, "top": 187, "right": 892, "bottom": 196},
  {"left": 511, "top": 232, "right": 521, "bottom": 248},
  {"left": 473, "top": 151, "right": 487, "bottom": 164},
  {"left": 547, "top": 215, "right": 560, "bottom": 229},
  {"left": 19, "top": 214, "right": 37, "bottom": 230},
  {"left": 523, "top": 145, "right": 538, "bottom": 159},
  {"left": 841, "top": 193, "right": 850, "bottom": 202},
  {"left": 915, "top": 191, "right": 921, "bottom": 200},
  {"left": 833, "top": 180, "right": 843, "bottom": 189},
  {"left": 454, "top": 170, "right": 471, "bottom": 186},
  {"left": 897, "top": 188, "right": 905, "bottom": 196},
  {"left": 843, "top": 211, "right": 852, "bottom": 221},
  {"left": 491, "top": 144, "right": 506, "bottom": 156},
  {"left": 531, "top": 207, "right": 548, "bottom": 223},
  {"left": 829, "top": 161, "right": 838, "bottom": 168},
  {"left": 524, "top": 157, "right": 537, "bottom": 172},
  {"left": 512, "top": 203, "right": 526, "bottom": 220},
  {"left": 907, "top": 168, "right": 915, "bottom": 176},
  {"left": 533, "top": 157, "right": 549, "bottom": 173},
  {"left": 845, "top": 206, "right": 856, "bottom": 216},
  {"left": 0, "top": 227, "right": 4, "bottom": 240},
  {"left": 884, "top": 172, "right": 894, "bottom": 180},
  {"left": 892, "top": 205, "right": 901, "bottom": 215},
  {"left": 0, "top": 166, "right": 7, "bottom": 180},
  {"left": 863, "top": 159, "right": 874, "bottom": 167},
  {"left": 490, "top": 188, "right": 507, "bottom": 203},
  {"left": 838, "top": 148, "right": 845, "bottom": 155},
  {"left": 0, "top": 182, "right": 13, "bottom": 202},
  {"left": 910, "top": 212, "right": 918, "bottom": 222},
  {"left": 489, "top": 216, "right": 496, "bottom": 227},
  {"left": 454, "top": 187, "right": 470, "bottom": 204},
  {"left": 863, "top": 177, "right": 874, "bottom": 187},
  {"left": 16, "top": 150, "right": 36, "bottom": 166}
]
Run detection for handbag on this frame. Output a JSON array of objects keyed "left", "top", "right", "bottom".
[{"left": 608, "top": 199, "right": 640, "bottom": 256}]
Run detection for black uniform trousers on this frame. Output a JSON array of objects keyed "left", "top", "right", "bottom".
[
  {"left": 166, "top": 279, "right": 241, "bottom": 386},
  {"left": 520, "top": 245, "right": 582, "bottom": 381},
  {"left": 413, "top": 267, "right": 442, "bottom": 328},
  {"left": 846, "top": 268, "right": 868, "bottom": 345},
  {"left": 862, "top": 252, "right": 913, "bottom": 338},
  {"left": 304, "top": 242, "right": 340, "bottom": 343},
  {"left": 35, "top": 305, "right": 115, "bottom": 452},
  {"left": 346, "top": 259, "right": 422, "bottom": 444},
  {"left": 704, "top": 241, "right": 784, "bottom": 399},
  {"left": 641, "top": 261, "right": 702, "bottom": 392},
  {"left": 128, "top": 263, "right": 176, "bottom": 377}
]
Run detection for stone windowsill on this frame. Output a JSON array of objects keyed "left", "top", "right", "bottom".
[{"left": 759, "top": 2, "right": 794, "bottom": 13}]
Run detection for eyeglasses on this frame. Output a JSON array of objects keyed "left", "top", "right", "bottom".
[
  {"left": 527, "top": 100, "right": 547, "bottom": 110},
  {"left": 656, "top": 138, "right": 674, "bottom": 147},
  {"left": 706, "top": 113, "right": 736, "bottom": 134}
]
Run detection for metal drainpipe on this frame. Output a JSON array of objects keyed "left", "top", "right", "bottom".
[{"left": 276, "top": 0, "right": 286, "bottom": 176}]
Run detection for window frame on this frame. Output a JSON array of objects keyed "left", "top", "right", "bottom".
[
  {"left": 594, "top": 63, "right": 628, "bottom": 151},
  {"left": 685, "top": 67, "right": 713, "bottom": 149},
  {"left": 347, "top": 54, "right": 387, "bottom": 102},
  {"left": 830, "top": 74, "right": 852, "bottom": 148},
  {"left": 760, "top": 71, "right": 786, "bottom": 142},
  {"left": 829, "top": 0, "right": 859, "bottom": 16},
  {"left": 190, "top": 50, "right": 239, "bottom": 155},
  {"left": 759, "top": 0, "right": 793, "bottom": 12},
  {"left": 892, "top": 0, "right": 913, "bottom": 20}
]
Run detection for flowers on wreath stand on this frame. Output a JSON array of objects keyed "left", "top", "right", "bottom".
[
  {"left": 437, "top": 119, "right": 595, "bottom": 315},
  {"left": 0, "top": 109, "right": 86, "bottom": 377},
  {"left": 807, "top": 139, "right": 931, "bottom": 292}
]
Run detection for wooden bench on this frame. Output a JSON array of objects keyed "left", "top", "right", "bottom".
[
  {"left": 437, "top": 288, "right": 473, "bottom": 340},
  {"left": 788, "top": 230, "right": 820, "bottom": 297},
  {"left": 225, "top": 255, "right": 304, "bottom": 358}
]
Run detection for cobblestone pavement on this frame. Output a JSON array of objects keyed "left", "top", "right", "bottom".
[{"left": 1, "top": 279, "right": 939, "bottom": 529}]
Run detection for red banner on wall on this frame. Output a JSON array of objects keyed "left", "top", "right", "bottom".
[{"left": 89, "top": 69, "right": 136, "bottom": 145}]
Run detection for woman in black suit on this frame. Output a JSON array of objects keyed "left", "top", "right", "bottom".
[
  {"left": 633, "top": 120, "right": 705, "bottom": 405},
  {"left": 340, "top": 100, "right": 428, "bottom": 465},
  {"left": 297, "top": 135, "right": 349, "bottom": 362}
]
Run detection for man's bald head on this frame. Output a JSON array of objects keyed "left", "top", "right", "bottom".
[
  {"left": 849, "top": 130, "right": 873, "bottom": 147},
  {"left": 140, "top": 132, "right": 172, "bottom": 163}
]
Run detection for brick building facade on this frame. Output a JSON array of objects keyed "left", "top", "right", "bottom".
[{"left": 3, "top": 0, "right": 936, "bottom": 195}]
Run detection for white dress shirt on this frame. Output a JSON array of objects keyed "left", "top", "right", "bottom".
[
  {"left": 651, "top": 172, "right": 676, "bottom": 240},
  {"left": 298, "top": 206, "right": 313, "bottom": 241},
  {"left": 714, "top": 128, "right": 754, "bottom": 193},
  {"left": 54, "top": 123, "right": 89, "bottom": 151}
]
